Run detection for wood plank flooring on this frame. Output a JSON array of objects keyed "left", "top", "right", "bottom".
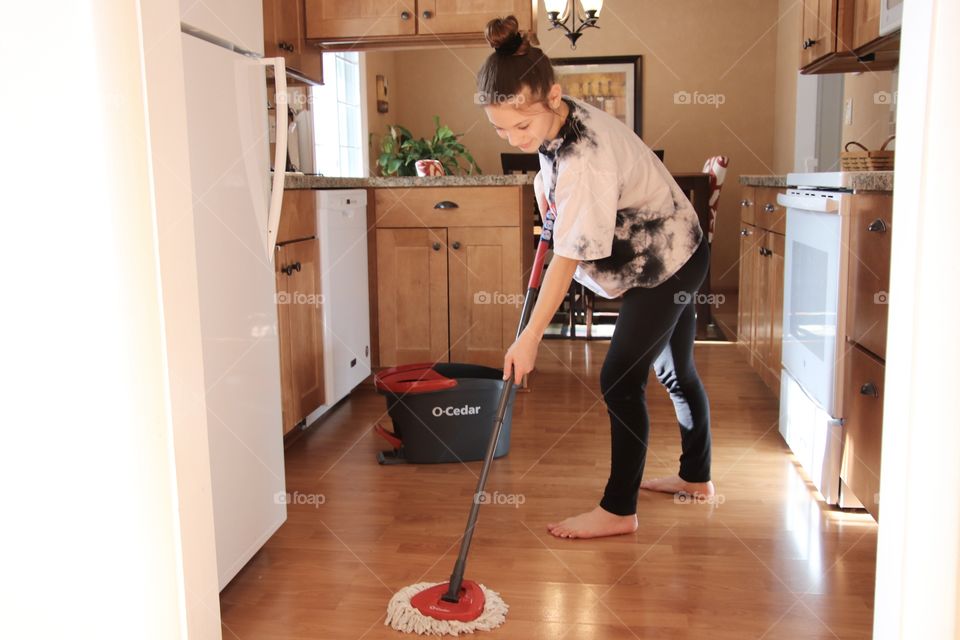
[{"left": 220, "top": 340, "right": 877, "bottom": 639}]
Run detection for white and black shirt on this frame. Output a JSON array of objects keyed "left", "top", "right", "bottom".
[{"left": 536, "top": 97, "right": 704, "bottom": 299}]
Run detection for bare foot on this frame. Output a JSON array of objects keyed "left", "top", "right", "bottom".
[
  {"left": 546, "top": 506, "right": 638, "bottom": 539},
  {"left": 640, "top": 474, "right": 715, "bottom": 497}
]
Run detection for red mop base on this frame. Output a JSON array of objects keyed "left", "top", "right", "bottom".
[{"left": 410, "top": 580, "right": 486, "bottom": 622}]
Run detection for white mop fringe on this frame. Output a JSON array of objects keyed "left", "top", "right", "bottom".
[{"left": 385, "top": 582, "right": 508, "bottom": 636}]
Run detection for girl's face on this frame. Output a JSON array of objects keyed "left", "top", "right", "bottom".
[{"left": 483, "top": 84, "right": 565, "bottom": 152}]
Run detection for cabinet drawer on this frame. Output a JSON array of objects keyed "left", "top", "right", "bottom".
[
  {"left": 846, "top": 194, "right": 892, "bottom": 360},
  {"left": 375, "top": 187, "right": 520, "bottom": 228},
  {"left": 755, "top": 187, "right": 786, "bottom": 235},
  {"left": 739, "top": 186, "right": 756, "bottom": 226},
  {"left": 841, "top": 343, "right": 885, "bottom": 520}
]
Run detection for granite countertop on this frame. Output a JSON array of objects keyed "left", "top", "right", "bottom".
[
  {"left": 738, "top": 172, "right": 894, "bottom": 192},
  {"left": 739, "top": 175, "right": 789, "bottom": 188},
  {"left": 285, "top": 173, "right": 537, "bottom": 190}
]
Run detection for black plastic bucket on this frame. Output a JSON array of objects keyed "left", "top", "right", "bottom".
[{"left": 373, "top": 362, "right": 517, "bottom": 464}]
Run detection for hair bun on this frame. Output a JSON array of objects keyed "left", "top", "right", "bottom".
[{"left": 484, "top": 15, "right": 529, "bottom": 56}]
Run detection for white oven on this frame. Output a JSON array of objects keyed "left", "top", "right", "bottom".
[{"left": 776, "top": 177, "right": 859, "bottom": 507}]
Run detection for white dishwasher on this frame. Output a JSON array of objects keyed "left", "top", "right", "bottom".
[{"left": 314, "top": 190, "right": 371, "bottom": 413}]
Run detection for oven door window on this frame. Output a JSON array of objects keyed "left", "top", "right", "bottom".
[{"left": 790, "top": 241, "right": 831, "bottom": 361}]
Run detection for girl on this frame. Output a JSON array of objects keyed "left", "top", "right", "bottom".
[{"left": 478, "top": 16, "right": 716, "bottom": 539}]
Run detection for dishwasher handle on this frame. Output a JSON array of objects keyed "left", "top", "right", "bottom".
[{"left": 777, "top": 192, "right": 839, "bottom": 213}]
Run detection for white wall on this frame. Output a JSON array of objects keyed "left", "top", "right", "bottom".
[
  {"left": 0, "top": 0, "right": 221, "bottom": 638},
  {"left": 873, "top": 0, "right": 960, "bottom": 637}
]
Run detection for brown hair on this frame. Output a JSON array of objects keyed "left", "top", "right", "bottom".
[{"left": 476, "top": 16, "right": 555, "bottom": 107}]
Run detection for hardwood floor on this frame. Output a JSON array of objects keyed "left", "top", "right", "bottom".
[{"left": 220, "top": 340, "right": 877, "bottom": 639}]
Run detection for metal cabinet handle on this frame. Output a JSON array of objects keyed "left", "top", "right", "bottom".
[
  {"left": 740, "top": 228, "right": 752, "bottom": 237},
  {"left": 803, "top": 38, "right": 818, "bottom": 49},
  {"left": 281, "top": 261, "right": 301, "bottom": 276},
  {"left": 740, "top": 199, "right": 752, "bottom": 207},
  {"left": 434, "top": 200, "right": 459, "bottom": 209},
  {"left": 867, "top": 218, "right": 888, "bottom": 233},
  {"left": 278, "top": 41, "right": 295, "bottom": 53},
  {"left": 422, "top": 10, "right": 433, "bottom": 19},
  {"left": 400, "top": 10, "right": 411, "bottom": 20},
  {"left": 763, "top": 203, "right": 776, "bottom": 213},
  {"left": 758, "top": 247, "right": 770, "bottom": 257},
  {"left": 451, "top": 241, "right": 461, "bottom": 250},
  {"left": 432, "top": 242, "right": 442, "bottom": 251},
  {"left": 859, "top": 382, "right": 879, "bottom": 397}
]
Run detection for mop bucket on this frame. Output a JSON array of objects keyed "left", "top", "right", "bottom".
[{"left": 373, "top": 362, "right": 517, "bottom": 464}]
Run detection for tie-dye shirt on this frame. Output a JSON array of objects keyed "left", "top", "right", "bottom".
[{"left": 536, "top": 97, "right": 704, "bottom": 299}]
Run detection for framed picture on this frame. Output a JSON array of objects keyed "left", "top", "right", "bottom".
[{"left": 551, "top": 55, "right": 643, "bottom": 137}]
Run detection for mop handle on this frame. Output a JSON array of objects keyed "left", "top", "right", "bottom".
[{"left": 441, "top": 238, "right": 551, "bottom": 603}]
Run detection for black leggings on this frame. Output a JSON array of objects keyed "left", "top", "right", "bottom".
[{"left": 598, "top": 238, "right": 712, "bottom": 516}]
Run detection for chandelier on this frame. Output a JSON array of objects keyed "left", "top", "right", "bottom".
[{"left": 544, "top": 0, "right": 604, "bottom": 49}]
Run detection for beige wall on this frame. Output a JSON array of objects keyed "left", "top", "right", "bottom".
[
  {"left": 842, "top": 69, "right": 897, "bottom": 155},
  {"left": 370, "top": 0, "right": 783, "bottom": 299},
  {"left": 773, "top": 0, "right": 801, "bottom": 174},
  {"left": 365, "top": 50, "right": 398, "bottom": 175}
]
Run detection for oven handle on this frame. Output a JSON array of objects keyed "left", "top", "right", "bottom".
[{"left": 776, "top": 193, "right": 839, "bottom": 213}]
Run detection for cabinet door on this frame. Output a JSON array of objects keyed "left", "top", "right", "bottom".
[
  {"left": 765, "top": 232, "right": 786, "bottom": 396},
  {"left": 841, "top": 344, "right": 885, "bottom": 520},
  {"left": 802, "top": 0, "right": 840, "bottom": 65},
  {"left": 801, "top": 0, "right": 822, "bottom": 67},
  {"left": 377, "top": 228, "right": 449, "bottom": 366},
  {"left": 447, "top": 227, "right": 521, "bottom": 368},
  {"left": 737, "top": 223, "right": 760, "bottom": 355},
  {"left": 305, "top": 0, "right": 416, "bottom": 39},
  {"left": 417, "top": 0, "right": 531, "bottom": 35},
  {"left": 263, "top": 0, "right": 323, "bottom": 82},
  {"left": 277, "top": 188, "right": 317, "bottom": 245},
  {"left": 846, "top": 194, "right": 892, "bottom": 360},
  {"left": 853, "top": 0, "right": 882, "bottom": 49},
  {"left": 276, "top": 240, "right": 325, "bottom": 434},
  {"left": 753, "top": 231, "right": 772, "bottom": 382}
]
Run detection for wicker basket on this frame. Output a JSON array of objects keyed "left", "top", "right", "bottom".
[{"left": 841, "top": 135, "right": 895, "bottom": 171}]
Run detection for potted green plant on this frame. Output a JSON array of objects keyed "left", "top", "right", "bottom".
[{"left": 376, "top": 117, "right": 481, "bottom": 177}]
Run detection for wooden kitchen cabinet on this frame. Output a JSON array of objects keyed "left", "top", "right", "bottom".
[
  {"left": 275, "top": 239, "right": 325, "bottom": 434},
  {"left": 737, "top": 185, "right": 786, "bottom": 397},
  {"left": 263, "top": 0, "right": 323, "bottom": 84},
  {"left": 372, "top": 185, "right": 534, "bottom": 369},
  {"left": 799, "top": 0, "right": 899, "bottom": 74},
  {"left": 305, "top": 0, "right": 534, "bottom": 50}
]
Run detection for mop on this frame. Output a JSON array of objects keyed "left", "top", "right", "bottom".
[{"left": 385, "top": 224, "right": 554, "bottom": 636}]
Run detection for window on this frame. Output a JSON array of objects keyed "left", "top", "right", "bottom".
[{"left": 311, "top": 52, "right": 366, "bottom": 177}]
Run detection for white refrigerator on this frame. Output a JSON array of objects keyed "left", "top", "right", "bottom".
[{"left": 180, "top": 2, "right": 289, "bottom": 590}]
